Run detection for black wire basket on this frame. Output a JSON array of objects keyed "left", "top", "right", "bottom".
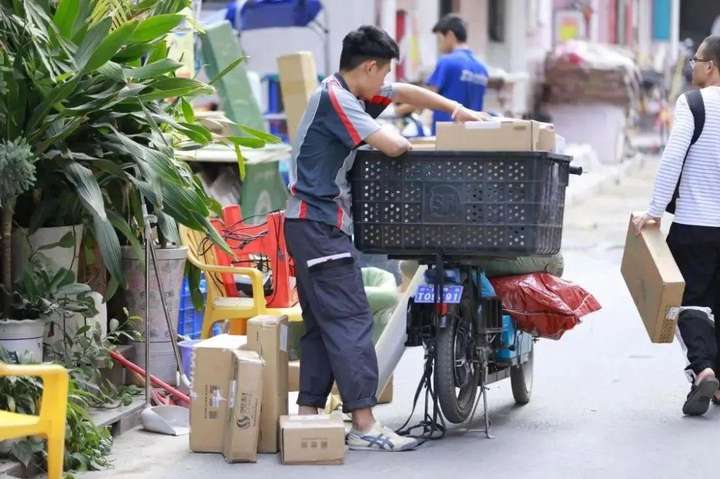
[{"left": 349, "top": 150, "right": 572, "bottom": 258}]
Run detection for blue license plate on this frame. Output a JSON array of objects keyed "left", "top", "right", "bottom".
[{"left": 414, "top": 285, "right": 463, "bottom": 304}]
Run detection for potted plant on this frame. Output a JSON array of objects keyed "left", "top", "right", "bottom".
[
  {"left": 1, "top": 0, "right": 276, "bottom": 303},
  {"left": 0, "top": 138, "right": 42, "bottom": 360},
  {"left": 0, "top": 257, "right": 98, "bottom": 363}
]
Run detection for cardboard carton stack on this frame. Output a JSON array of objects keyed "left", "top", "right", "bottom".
[{"left": 189, "top": 318, "right": 345, "bottom": 465}]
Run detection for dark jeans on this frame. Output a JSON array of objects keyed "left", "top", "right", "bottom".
[
  {"left": 667, "top": 223, "right": 720, "bottom": 376},
  {"left": 284, "top": 219, "right": 378, "bottom": 413}
]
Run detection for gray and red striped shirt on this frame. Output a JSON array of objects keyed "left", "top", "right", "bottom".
[{"left": 286, "top": 73, "right": 394, "bottom": 235}]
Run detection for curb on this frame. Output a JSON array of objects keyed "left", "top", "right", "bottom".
[{"left": 565, "top": 153, "right": 648, "bottom": 206}]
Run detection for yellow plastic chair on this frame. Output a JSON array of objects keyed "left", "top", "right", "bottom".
[
  {"left": 0, "top": 363, "right": 68, "bottom": 479},
  {"left": 179, "top": 225, "right": 302, "bottom": 337}
]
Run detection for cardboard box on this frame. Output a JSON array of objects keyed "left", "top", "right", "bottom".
[
  {"left": 330, "top": 374, "right": 393, "bottom": 405},
  {"left": 190, "top": 334, "right": 247, "bottom": 453},
  {"left": 279, "top": 415, "right": 345, "bottom": 465},
  {"left": 277, "top": 52, "right": 318, "bottom": 142},
  {"left": 246, "top": 315, "right": 289, "bottom": 454},
  {"left": 223, "top": 350, "right": 264, "bottom": 463},
  {"left": 621, "top": 214, "right": 685, "bottom": 343},
  {"left": 288, "top": 360, "right": 300, "bottom": 393},
  {"left": 378, "top": 375, "right": 394, "bottom": 404},
  {"left": 435, "top": 119, "right": 555, "bottom": 152}
]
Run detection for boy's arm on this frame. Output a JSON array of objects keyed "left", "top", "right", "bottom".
[{"left": 392, "top": 83, "right": 489, "bottom": 122}]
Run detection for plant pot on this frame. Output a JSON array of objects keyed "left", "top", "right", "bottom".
[
  {"left": 0, "top": 319, "right": 45, "bottom": 363},
  {"left": 131, "top": 339, "right": 179, "bottom": 385},
  {"left": 120, "top": 246, "right": 187, "bottom": 342},
  {"left": 12, "top": 225, "right": 84, "bottom": 281},
  {"left": 44, "top": 291, "right": 107, "bottom": 348}
]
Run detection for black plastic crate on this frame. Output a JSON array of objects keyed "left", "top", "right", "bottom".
[{"left": 350, "top": 150, "right": 572, "bottom": 257}]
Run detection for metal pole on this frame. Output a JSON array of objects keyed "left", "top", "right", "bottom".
[
  {"left": 147, "top": 231, "right": 188, "bottom": 387},
  {"left": 144, "top": 213, "right": 152, "bottom": 407}
]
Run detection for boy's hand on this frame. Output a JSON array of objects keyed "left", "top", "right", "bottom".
[
  {"left": 454, "top": 107, "right": 491, "bottom": 122},
  {"left": 632, "top": 212, "right": 661, "bottom": 236}
]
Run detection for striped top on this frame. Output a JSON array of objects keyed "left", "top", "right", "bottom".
[
  {"left": 649, "top": 86, "right": 720, "bottom": 226},
  {"left": 286, "top": 74, "right": 394, "bottom": 235}
]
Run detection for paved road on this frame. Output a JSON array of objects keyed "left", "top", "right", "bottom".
[{"left": 82, "top": 156, "right": 718, "bottom": 479}]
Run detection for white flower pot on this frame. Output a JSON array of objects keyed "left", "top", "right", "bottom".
[
  {"left": 12, "top": 225, "right": 84, "bottom": 281},
  {"left": 0, "top": 319, "right": 45, "bottom": 363}
]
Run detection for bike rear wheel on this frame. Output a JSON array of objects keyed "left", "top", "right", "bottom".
[{"left": 434, "top": 297, "right": 480, "bottom": 424}]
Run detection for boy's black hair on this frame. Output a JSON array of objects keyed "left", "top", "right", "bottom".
[
  {"left": 702, "top": 35, "right": 720, "bottom": 69},
  {"left": 339, "top": 25, "right": 400, "bottom": 71},
  {"left": 432, "top": 14, "right": 467, "bottom": 42}
]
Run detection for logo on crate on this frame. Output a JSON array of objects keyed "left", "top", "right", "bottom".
[{"left": 423, "top": 183, "right": 463, "bottom": 223}]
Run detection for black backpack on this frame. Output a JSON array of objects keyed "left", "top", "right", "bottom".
[{"left": 667, "top": 90, "right": 706, "bottom": 214}]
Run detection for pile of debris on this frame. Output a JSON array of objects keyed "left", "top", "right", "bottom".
[{"left": 545, "top": 41, "right": 641, "bottom": 107}]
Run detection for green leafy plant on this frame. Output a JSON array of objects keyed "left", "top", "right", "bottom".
[
  {"left": 12, "top": 263, "right": 97, "bottom": 322},
  {"left": 0, "top": 138, "right": 38, "bottom": 317},
  {"left": 0, "top": 348, "right": 113, "bottom": 475},
  {"left": 1, "top": 0, "right": 277, "bottom": 299}
]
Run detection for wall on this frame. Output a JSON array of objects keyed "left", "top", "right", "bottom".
[
  {"left": 232, "top": 0, "right": 376, "bottom": 76},
  {"left": 396, "top": 0, "right": 440, "bottom": 82}
]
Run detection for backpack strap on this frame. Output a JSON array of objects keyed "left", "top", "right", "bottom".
[
  {"left": 687, "top": 90, "right": 705, "bottom": 144},
  {"left": 666, "top": 90, "right": 705, "bottom": 214}
]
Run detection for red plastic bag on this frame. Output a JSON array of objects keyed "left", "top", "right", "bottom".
[{"left": 489, "top": 273, "right": 601, "bottom": 340}]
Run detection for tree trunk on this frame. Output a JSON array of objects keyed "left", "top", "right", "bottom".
[{"left": 1, "top": 199, "right": 15, "bottom": 318}]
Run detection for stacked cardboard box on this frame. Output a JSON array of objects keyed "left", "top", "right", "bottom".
[
  {"left": 435, "top": 119, "right": 556, "bottom": 152},
  {"left": 223, "top": 350, "right": 264, "bottom": 463},
  {"left": 277, "top": 52, "right": 318, "bottom": 142},
  {"left": 246, "top": 315, "right": 289, "bottom": 454},
  {"left": 190, "top": 334, "right": 248, "bottom": 454}
]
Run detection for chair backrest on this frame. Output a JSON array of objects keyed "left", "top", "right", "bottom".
[
  {"left": 213, "top": 206, "right": 296, "bottom": 307},
  {"left": 179, "top": 224, "right": 227, "bottom": 305}
]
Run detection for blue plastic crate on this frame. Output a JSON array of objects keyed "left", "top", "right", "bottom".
[{"left": 178, "top": 275, "right": 207, "bottom": 339}]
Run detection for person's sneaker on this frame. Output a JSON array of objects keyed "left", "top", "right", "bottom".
[
  {"left": 683, "top": 377, "right": 720, "bottom": 416},
  {"left": 346, "top": 423, "right": 420, "bottom": 452}
]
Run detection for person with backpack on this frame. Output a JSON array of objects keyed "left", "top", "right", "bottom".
[{"left": 634, "top": 35, "right": 720, "bottom": 416}]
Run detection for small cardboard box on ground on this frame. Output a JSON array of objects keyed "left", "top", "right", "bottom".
[
  {"left": 621, "top": 214, "right": 685, "bottom": 343},
  {"left": 435, "top": 118, "right": 555, "bottom": 152},
  {"left": 190, "top": 334, "right": 247, "bottom": 453},
  {"left": 277, "top": 52, "right": 318, "bottom": 142},
  {"left": 246, "top": 315, "right": 289, "bottom": 454},
  {"left": 279, "top": 415, "right": 345, "bottom": 465},
  {"left": 223, "top": 350, "right": 264, "bottom": 463}
]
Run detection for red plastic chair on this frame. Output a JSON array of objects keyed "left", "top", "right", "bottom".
[{"left": 207, "top": 206, "right": 300, "bottom": 335}]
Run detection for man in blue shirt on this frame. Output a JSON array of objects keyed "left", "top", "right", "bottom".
[{"left": 427, "top": 15, "right": 489, "bottom": 134}]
